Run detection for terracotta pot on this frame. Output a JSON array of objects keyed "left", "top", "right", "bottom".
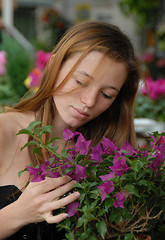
[{"left": 134, "top": 234, "right": 151, "bottom": 240}]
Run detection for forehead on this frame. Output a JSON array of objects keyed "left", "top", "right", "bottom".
[
  {"left": 63, "top": 51, "right": 126, "bottom": 76},
  {"left": 56, "top": 51, "right": 127, "bottom": 90}
]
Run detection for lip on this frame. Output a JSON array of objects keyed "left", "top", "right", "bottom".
[{"left": 71, "top": 106, "right": 90, "bottom": 119}]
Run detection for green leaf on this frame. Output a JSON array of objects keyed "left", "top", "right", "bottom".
[
  {"left": 131, "top": 160, "right": 144, "bottom": 172},
  {"left": 96, "top": 221, "right": 107, "bottom": 239},
  {"left": 20, "top": 140, "right": 38, "bottom": 151},
  {"left": 77, "top": 215, "right": 87, "bottom": 228},
  {"left": 124, "top": 184, "right": 140, "bottom": 197},
  {"left": 105, "top": 197, "right": 113, "bottom": 211},
  {"left": 33, "top": 147, "right": 41, "bottom": 156},
  {"left": 60, "top": 149, "right": 69, "bottom": 159},
  {"left": 65, "top": 231, "right": 75, "bottom": 240},
  {"left": 124, "top": 233, "right": 135, "bottom": 240},
  {"left": 29, "top": 121, "right": 42, "bottom": 128},
  {"left": 18, "top": 167, "right": 28, "bottom": 178},
  {"left": 47, "top": 136, "right": 61, "bottom": 144},
  {"left": 89, "top": 236, "right": 98, "bottom": 240},
  {"left": 79, "top": 232, "right": 89, "bottom": 240},
  {"left": 16, "top": 128, "right": 33, "bottom": 136},
  {"left": 98, "top": 208, "right": 106, "bottom": 217}
]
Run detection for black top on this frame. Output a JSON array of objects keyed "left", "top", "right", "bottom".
[{"left": 0, "top": 185, "right": 66, "bottom": 240}]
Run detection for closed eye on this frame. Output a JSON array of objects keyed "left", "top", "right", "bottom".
[
  {"left": 76, "top": 79, "right": 88, "bottom": 87},
  {"left": 101, "top": 91, "right": 113, "bottom": 99},
  {"left": 76, "top": 79, "right": 83, "bottom": 85}
]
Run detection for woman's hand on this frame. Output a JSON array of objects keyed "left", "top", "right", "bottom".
[{"left": 14, "top": 176, "right": 80, "bottom": 226}]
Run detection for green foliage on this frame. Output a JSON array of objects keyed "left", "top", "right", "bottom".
[
  {"left": 18, "top": 122, "right": 165, "bottom": 239},
  {"left": 119, "top": 0, "right": 160, "bottom": 28},
  {"left": 0, "top": 33, "right": 33, "bottom": 97},
  {"left": 134, "top": 94, "right": 165, "bottom": 121},
  {"left": 0, "top": 75, "right": 19, "bottom": 107}
]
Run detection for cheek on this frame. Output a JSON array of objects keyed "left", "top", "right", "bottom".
[{"left": 95, "top": 101, "right": 113, "bottom": 116}]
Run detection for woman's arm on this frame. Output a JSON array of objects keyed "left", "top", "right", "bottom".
[{"left": 0, "top": 176, "right": 80, "bottom": 239}]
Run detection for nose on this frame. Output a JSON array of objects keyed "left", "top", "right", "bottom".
[{"left": 80, "top": 87, "right": 98, "bottom": 108}]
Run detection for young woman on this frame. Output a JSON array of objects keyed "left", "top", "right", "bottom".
[{"left": 0, "top": 21, "right": 141, "bottom": 239}]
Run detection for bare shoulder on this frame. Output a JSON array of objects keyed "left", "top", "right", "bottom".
[
  {"left": 0, "top": 111, "right": 35, "bottom": 134},
  {"left": 0, "top": 111, "right": 35, "bottom": 152},
  {"left": 0, "top": 111, "right": 35, "bottom": 166}
]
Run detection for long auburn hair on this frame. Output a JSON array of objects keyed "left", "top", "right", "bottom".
[{"left": 13, "top": 21, "right": 141, "bottom": 164}]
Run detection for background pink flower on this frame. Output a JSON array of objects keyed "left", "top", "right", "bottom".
[{"left": 0, "top": 50, "right": 7, "bottom": 76}]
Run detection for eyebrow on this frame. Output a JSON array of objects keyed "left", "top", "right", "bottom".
[
  {"left": 76, "top": 70, "right": 94, "bottom": 80},
  {"left": 76, "top": 70, "right": 120, "bottom": 92}
]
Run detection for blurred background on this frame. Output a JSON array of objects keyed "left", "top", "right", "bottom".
[{"left": 0, "top": 0, "right": 165, "bottom": 140}]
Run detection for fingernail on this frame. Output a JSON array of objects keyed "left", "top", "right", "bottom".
[{"left": 75, "top": 192, "right": 80, "bottom": 197}]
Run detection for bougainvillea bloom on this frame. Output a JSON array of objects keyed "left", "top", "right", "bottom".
[
  {"left": 63, "top": 129, "right": 79, "bottom": 142},
  {"left": 98, "top": 180, "right": 114, "bottom": 201},
  {"left": 90, "top": 144, "right": 103, "bottom": 163},
  {"left": 74, "top": 164, "right": 87, "bottom": 181},
  {"left": 113, "top": 191, "right": 126, "bottom": 208},
  {"left": 67, "top": 201, "right": 79, "bottom": 217},
  {"left": 109, "top": 156, "right": 130, "bottom": 176},
  {"left": 74, "top": 133, "right": 91, "bottom": 155},
  {"left": 27, "top": 165, "right": 48, "bottom": 182},
  {"left": 101, "top": 136, "right": 118, "bottom": 155},
  {"left": 99, "top": 172, "right": 115, "bottom": 182}
]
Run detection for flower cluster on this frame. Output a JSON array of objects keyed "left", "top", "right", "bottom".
[
  {"left": 18, "top": 122, "right": 165, "bottom": 240},
  {"left": 135, "top": 52, "right": 165, "bottom": 121},
  {"left": 24, "top": 50, "right": 51, "bottom": 92},
  {"left": 0, "top": 50, "right": 7, "bottom": 76},
  {"left": 141, "top": 76, "right": 165, "bottom": 100}
]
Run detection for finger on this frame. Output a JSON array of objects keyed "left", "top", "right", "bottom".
[
  {"left": 46, "top": 180, "right": 77, "bottom": 201},
  {"left": 45, "top": 212, "right": 68, "bottom": 224},
  {"left": 29, "top": 175, "right": 72, "bottom": 194},
  {"left": 49, "top": 191, "right": 80, "bottom": 211}
]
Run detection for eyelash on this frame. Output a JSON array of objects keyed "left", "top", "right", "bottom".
[
  {"left": 76, "top": 79, "right": 112, "bottom": 99},
  {"left": 101, "top": 91, "right": 112, "bottom": 99},
  {"left": 76, "top": 79, "right": 83, "bottom": 85}
]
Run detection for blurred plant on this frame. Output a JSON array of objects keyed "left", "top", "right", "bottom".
[
  {"left": 18, "top": 121, "right": 165, "bottom": 240},
  {"left": 134, "top": 76, "right": 165, "bottom": 121},
  {"left": 0, "top": 49, "right": 19, "bottom": 108},
  {"left": 41, "top": 8, "right": 69, "bottom": 48},
  {"left": 0, "top": 33, "right": 32, "bottom": 98},
  {"left": 156, "top": 21, "right": 165, "bottom": 52},
  {"left": 24, "top": 50, "right": 51, "bottom": 92},
  {"left": 119, "top": 0, "right": 160, "bottom": 28}
]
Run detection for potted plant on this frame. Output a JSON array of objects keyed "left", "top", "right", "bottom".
[{"left": 18, "top": 121, "right": 165, "bottom": 240}]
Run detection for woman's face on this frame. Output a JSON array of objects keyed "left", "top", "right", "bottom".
[{"left": 53, "top": 51, "right": 127, "bottom": 131}]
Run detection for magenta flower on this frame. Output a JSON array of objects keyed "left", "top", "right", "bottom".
[
  {"left": 142, "top": 76, "right": 165, "bottom": 100},
  {"left": 101, "top": 136, "right": 118, "bottom": 155},
  {"left": 141, "top": 53, "right": 155, "bottom": 63},
  {"left": 29, "top": 68, "right": 42, "bottom": 87},
  {"left": 36, "top": 50, "right": 51, "bottom": 70},
  {"left": 74, "top": 164, "right": 87, "bottom": 181},
  {"left": 27, "top": 164, "right": 48, "bottom": 182},
  {"left": 74, "top": 133, "right": 91, "bottom": 155},
  {"left": 63, "top": 129, "right": 79, "bottom": 142},
  {"left": 121, "top": 139, "right": 138, "bottom": 156},
  {"left": 90, "top": 144, "right": 103, "bottom": 163},
  {"left": 98, "top": 180, "right": 114, "bottom": 201},
  {"left": 109, "top": 156, "right": 130, "bottom": 177},
  {"left": 113, "top": 191, "right": 126, "bottom": 208},
  {"left": 0, "top": 51, "right": 7, "bottom": 76},
  {"left": 99, "top": 172, "right": 115, "bottom": 182},
  {"left": 67, "top": 201, "right": 79, "bottom": 217}
]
